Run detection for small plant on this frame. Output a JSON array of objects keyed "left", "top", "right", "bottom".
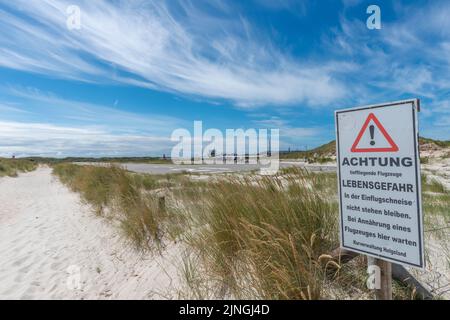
[{"left": 421, "top": 174, "right": 447, "bottom": 194}]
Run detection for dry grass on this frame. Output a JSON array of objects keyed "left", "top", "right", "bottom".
[
  {"left": 176, "top": 169, "right": 340, "bottom": 299},
  {"left": 421, "top": 174, "right": 450, "bottom": 259},
  {"left": 0, "top": 158, "right": 37, "bottom": 177},
  {"left": 177, "top": 169, "right": 434, "bottom": 300},
  {"left": 421, "top": 174, "right": 449, "bottom": 226},
  {"left": 422, "top": 174, "right": 447, "bottom": 194},
  {"left": 52, "top": 163, "right": 446, "bottom": 299}
]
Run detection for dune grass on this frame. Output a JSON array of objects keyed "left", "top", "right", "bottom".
[
  {"left": 53, "top": 163, "right": 169, "bottom": 250},
  {"left": 54, "top": 164, "right": 343, "bottom": 299},
  {"left": 52, "top": 163, "right": 445, "bottom": 299},
  {"left": 0, "top": 158, "right": 37, "bottom": 177},
  {"left": 422, "top": 174, "right": 447, "bottom": 194},
  {"left": 421, "top": 174, "right": 449, "bottom": 219},
  {"left": 176, "top": 169, "right": 341, "bottom": 299},
  {"left": 178, "top": 169, "right": 436, "bottom": 299},
  {"left": 421, "top": 174, "right": 449, "bottom": 244}
]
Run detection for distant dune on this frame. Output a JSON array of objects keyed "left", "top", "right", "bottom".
[{"left": 281, "top": 137, "right": 450, "bottom": 160}]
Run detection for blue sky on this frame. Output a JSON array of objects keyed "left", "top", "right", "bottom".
[{"left": 0, "top": 0, "right": 449, "bottom": 157}]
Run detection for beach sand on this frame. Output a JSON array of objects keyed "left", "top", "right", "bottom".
[{"left": 0, "top": 167, "right": 181, "bottom": 300}]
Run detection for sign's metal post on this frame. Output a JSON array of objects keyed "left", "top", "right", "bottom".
[{"left": 368, "top": 256, "right": 392, "bottom": 300}]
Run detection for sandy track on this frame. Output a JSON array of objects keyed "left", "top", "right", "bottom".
[{"left": 0, "top": 167, "right": 181, "bottom": 300}]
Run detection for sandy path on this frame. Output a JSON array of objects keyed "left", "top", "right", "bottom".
[{"left": 0, "top": 167, "right": 182, "bottom": 300}]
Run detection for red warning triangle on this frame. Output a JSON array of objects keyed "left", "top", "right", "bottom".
[{"left": 351, "top": 113, "right": 399, "bottom": 153}]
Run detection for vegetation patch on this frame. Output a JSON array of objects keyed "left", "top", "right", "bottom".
[
  {"left": 176, "top": 169, "right": 345, "bottom": 299},
  {"left": 0, "top": 158, "right": 37, "bottom": 177},
  {"left": 52, "top": 164, "right": 446, "bottom": 299}
]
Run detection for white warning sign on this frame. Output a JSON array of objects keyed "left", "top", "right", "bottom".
[{"left": 335, "top": 99, "right": 424, "bottom": 268}]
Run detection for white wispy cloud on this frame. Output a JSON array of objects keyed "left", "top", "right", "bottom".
[
  {"left": 2, "top": 85, "right": 186, "bottom": 133},
  {"left": 251, "top": 116, "right": 327, "bottom": 149},
  {"left": 0, "top": 102, "right": 30, "bottom": 114},
  {"left": 253, "top": 117, "right": 320, "bottom": 136},
  {"left": 0, "top": 0, "right": 347, "bottom": 107},
  {"left": 0, "top": 85, "right": 191, "bottom": 157},
  {"left": 0, "top": 87, "right": 328, "bottom": 156},
  {"left": 322, "top": 1, "right": 450, "bottom": 108},
  {"left": 322, "top": 1, "right": 450, "bottom": 141},
  {"left": 0, "top": 120, "right": 174, "bottom": 158},
  {"left": 253, "top": 0, "right": 308, "bottom": 15}
]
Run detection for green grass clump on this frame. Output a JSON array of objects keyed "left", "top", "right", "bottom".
[
  {"left": 181, "top": 169, "right": 339, "bottom": 299},
  {"left": 0, "top": 158, "right": 37, "bottom": 177},
  {"left": 421, "top": 174, "right": 447, "bottom": 194},
  {"left": 421, "top": 174, "right": 449, "bottom": 234},
  {"left": 53, "top": 163, "right": 168, "bottom": 249}
]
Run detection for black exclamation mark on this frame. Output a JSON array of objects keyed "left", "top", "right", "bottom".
[{"left": 369, "top": 125, "right": 375, "bottom": 146}]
